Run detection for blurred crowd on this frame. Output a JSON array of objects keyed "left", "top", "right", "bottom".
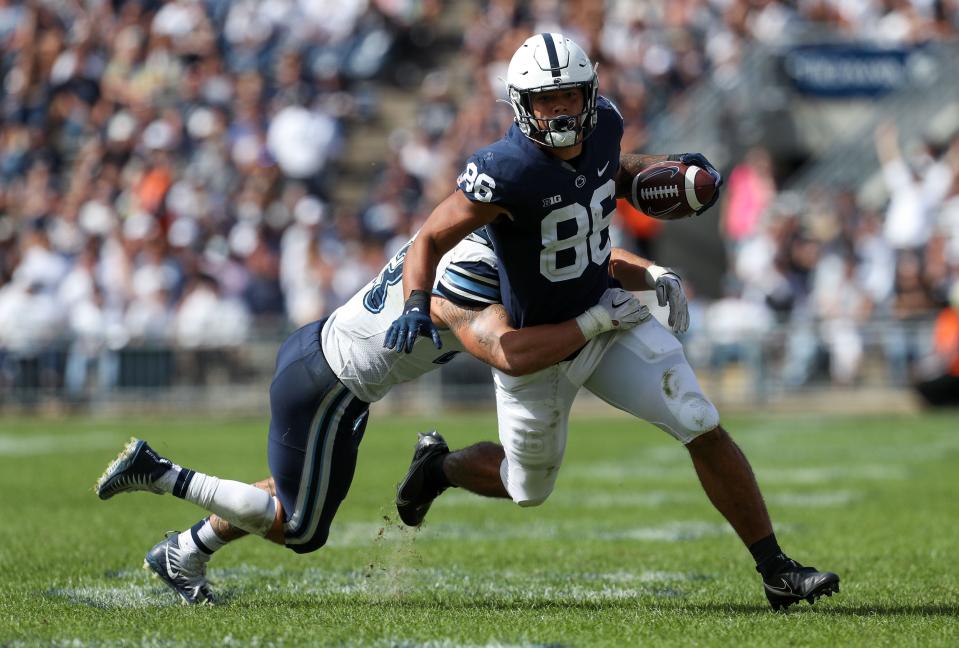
[
  {"left": 1, "top": 0, "right": 959, "bottom": 399},
  {"left": 704, "top": 127, "right": 959, "bottom": 391}
]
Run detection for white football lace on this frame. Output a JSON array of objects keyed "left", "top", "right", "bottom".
[{"left": 640, "top": 185, "right": 679, "bottom": 200}]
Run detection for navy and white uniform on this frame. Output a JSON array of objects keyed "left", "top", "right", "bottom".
[
  {"left": 455, "top": 96, "right": 720, "bottom": 507},
  {"left": 268, "top": 233, "right": 499, "bottom": 553},
  {"left": 458, "top": 95, "right": 622, "bottom": 328}
]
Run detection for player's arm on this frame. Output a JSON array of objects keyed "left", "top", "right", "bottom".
[
  {"left": 436, "top": 300, "right": 585, "bottom": 376},
  {"left": 433, "top": 290, "right": 648, "bottom": 377},
  {"left": 385, "top": 191, "right": 504, "bottom": 353},
  {"left": 608, "top": 247, "right": 656, "bottom": 291},
  {"left": 404, "top": 192, "right": 503, "bottom": 300},
  {"left": 608, "top": 247, "right": 690, "bottom": 334},
  {"left": 615, "top": 153, "right": 668, "bottom": 199}
]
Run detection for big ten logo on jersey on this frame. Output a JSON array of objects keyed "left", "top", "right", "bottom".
[
  {"left": 458, "top": 162, "right": 496, "bottom": 203},
  {"left": 363, "top": 240, "right": 411, "bottom": 313},
  {"left": 540, "top": 179, "right": 616, "bottom": 282}
]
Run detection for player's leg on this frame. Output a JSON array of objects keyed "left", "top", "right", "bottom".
[
  {"left": 444, "top": 442, "right": 508, "bottom": 496},
  {"left": 493, "top": 365, "right": 579, "bottom": 507},
  {"left": 396, "top": 434, "right": 507, "bottom": 526},
  {"left": 187, "top": 477, "right": 282, "bottom": 553},
  {"left": 396, "top": 363, "right": 579, "bottom": 525},
  {"left": 95, "top": 438, "right": 281, "bottom": 537},
  {"left": 454, "top": 331, "right": 627, "bottom": 502},
  {"left": 141, "top": 477, "right": 281, "bottom": 606},
  {"left": 583, "top": 319, "right": 839, "bottom": 609},
  {"left": 266, "top": 323, "right": 370, "bottom": 554},
  {"left": 685, "top": 427, "right": 774, "bottom": 547}
]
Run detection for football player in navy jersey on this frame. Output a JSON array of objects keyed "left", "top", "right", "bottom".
[
  {"left": 389, "top": 33, "right": 840, "bottom": 610},
  {"left": 92, "top": 231, "right": 649, "bottom": 605}
]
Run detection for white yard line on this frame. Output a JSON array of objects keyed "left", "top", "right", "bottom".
[{"left": 0, "top": 432, "right": 121, "bottom": 456}]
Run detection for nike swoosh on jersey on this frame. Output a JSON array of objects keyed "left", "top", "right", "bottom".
[{"left": 597, "top": 161, "right": 610, "bottom": 176}]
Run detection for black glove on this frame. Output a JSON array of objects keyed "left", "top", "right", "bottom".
[
  {"left": 668, "top": 152, "right": 723, "bottom": 214},
  {"left": 384, "top": 290, "right": 442, "bottom": 354}
]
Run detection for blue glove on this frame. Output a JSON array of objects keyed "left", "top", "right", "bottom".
[
  {"left": 384, "top": 290, "right": 442, "bottom": 354},
  {"left": 669, "top": 152, "right": 723, "bottom": 214}
]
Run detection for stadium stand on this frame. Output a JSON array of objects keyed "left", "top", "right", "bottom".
[{"left": 1, "top": 0, "right": 958, "bottom": 408}]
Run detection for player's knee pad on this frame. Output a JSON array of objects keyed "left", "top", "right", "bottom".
[
  {"left": 673, "top": 392, "right": 720, "bottom": 442},
  {"left": 500, "top": 458, "right": 557, "bottom": 507},
  {"left": 659, "top": 364, "right": 720, "bottom": 443},
  {"left": 516, "top": 493, "right": 550, "bottom": 508}
]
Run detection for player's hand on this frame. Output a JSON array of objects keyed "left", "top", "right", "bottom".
[
  {"left": 576, "top": 288, "right": 650, "bottom": 340},
  {"left": 654, "top": 271, "right": 689, "bottom": 334},
  {"left": 668, "top": 152, "right": 722, "bottom": 214},
  {"left": 384, "top": 290, "right": 442, "bottom": 354}
]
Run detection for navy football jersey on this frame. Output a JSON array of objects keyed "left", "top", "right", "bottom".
[{"left": 456, "top": 96, "right": 624, "bottom": 327}]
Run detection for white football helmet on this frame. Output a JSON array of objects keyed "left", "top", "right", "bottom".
[{"left": 506, "top": 33, "right": 599, "bottom": 148}]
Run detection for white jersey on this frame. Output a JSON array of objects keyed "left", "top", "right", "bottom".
[{"left": 321, "top": 232, "right": 500, "bottom": 403}]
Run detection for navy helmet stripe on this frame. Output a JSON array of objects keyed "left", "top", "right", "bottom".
[{"left": 541, "top": 32, "right": 561, "bottom": 71}]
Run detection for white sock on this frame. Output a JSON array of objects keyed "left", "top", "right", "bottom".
[
  {"left": 173, "top": 471, "right": 276, "bottom": 537},
  {"left": 155, "top": 462, "right": 184, "bottom": 492},
  {"left": 176, "top": 528, "right": 209, "bottom": 559},
  {"left": 178, "top": 518, "right": 228, "bottom": 556},
  {"left": 195, "top": 518, "right": 229, "bottom": 553}
]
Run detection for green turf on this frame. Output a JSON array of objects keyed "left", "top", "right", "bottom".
[{"left": 1, "top": 410, "right": 958, "bottom": 646}]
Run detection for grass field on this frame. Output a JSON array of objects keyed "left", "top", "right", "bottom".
[{"left": 1, "top": 410, "right": 958, "bottom": 647}]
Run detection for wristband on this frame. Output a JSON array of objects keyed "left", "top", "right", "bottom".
[
  {"left": 575, "top": 305, "right": 612, "bottom": 340},
  {"left": 644, "top": 264, "right": 671, "bottom": 289},
  {"left": 404, "top": 289, "right": 431, "bottom": 314}
]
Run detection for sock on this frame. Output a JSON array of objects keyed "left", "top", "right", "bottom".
[
  {"left": 176, "top": 525, "right": 209, "bottom": 560},
  {"left": 155, "top": 462, "right": 185, "bottom": 492},
  {"left": 183, "top": 518, "right": 229, "bottom": 555},
  {"left": 425, "top": 453, "right": 452, "bottom": 490},
  {"left": 173, "top": 472, "right": 276, "bottom": 536},
  {"left": 749, "top": 533, "right": 789, "bottom": 578}
]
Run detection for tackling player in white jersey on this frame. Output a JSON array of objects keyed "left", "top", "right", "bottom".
[{"left": 93, "top": 231, "right": 650, "bottom": 604}]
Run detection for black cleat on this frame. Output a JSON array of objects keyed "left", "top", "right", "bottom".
[
  {"left": 762, "top": 557, "right": 840, "bottom": 611},
  {"left": 95, "top": 438, "right": 173, "bottom": 500},
  {"left": 396, "top": 431, "right": 449, "bottom": 527}
]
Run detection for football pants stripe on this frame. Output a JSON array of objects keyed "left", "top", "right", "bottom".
[
  {"left": 285, "top": 383, "right": 349, "bottom": 538},
  {"left": 285, "top": 390, "right": 356, "bottom": 545}
]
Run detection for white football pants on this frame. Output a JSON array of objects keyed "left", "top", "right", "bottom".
[{"left": 494, "top": 316, "right": 719, "bottom": 507}]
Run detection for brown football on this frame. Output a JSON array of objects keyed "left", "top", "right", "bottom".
[{"left": 633, "top": 161, "right": 717, "bottom": 220}]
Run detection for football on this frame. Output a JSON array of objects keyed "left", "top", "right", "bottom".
[{"left": 633, "top": 160, "right": 717, "bottom": 220}]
